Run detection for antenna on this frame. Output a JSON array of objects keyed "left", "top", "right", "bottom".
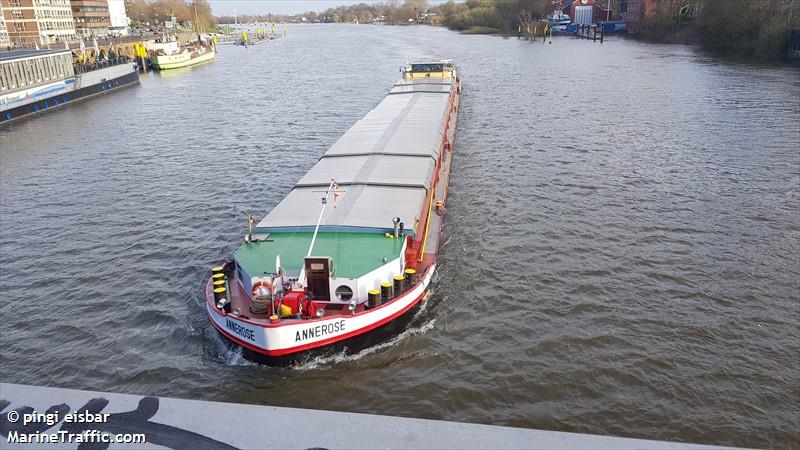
[{"left": 297, "top": 179, "right": 338, "bottom": 287}]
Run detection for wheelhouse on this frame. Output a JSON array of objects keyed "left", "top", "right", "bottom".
[{"left": 404, "top": 60, "right": 454, "bottom": 79}]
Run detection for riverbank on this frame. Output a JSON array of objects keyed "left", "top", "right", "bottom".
[
  {"left": 284, "top": 0, "right": 798, "bottom": 61},
  {"left": 637, "top": 0, "right": 799, "bottom": 62}
]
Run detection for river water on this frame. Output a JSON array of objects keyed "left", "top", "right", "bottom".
[{"left": 1, "top": 25, "right": 798, "bottom": 449}]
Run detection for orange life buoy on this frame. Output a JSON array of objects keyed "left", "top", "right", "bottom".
[{"left": 252, "top": 280, "right": 273, "bottom": 296}]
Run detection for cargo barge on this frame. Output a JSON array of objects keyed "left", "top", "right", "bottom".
[
  {"left": 207, "top": 60, "right": 461, "bottom": 364},
  {"left": 0, "top": 49, "right": 139, "bottom": 124}
]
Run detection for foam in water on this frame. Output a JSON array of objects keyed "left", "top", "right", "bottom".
[
  {"left": 203, "top": 325, "right": 257, "bottom": 367},
  {"left": 295, "top": 318, "right": 437, "bottom": 371}
]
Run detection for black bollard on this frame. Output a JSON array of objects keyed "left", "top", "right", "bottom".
[
  {"left": 368, "top": 290, "right": 380, "bottom": 308},
  {"left": 381, "top": 282, "right": 393, "bottom": 302},
  {"left": 393, "top": 275, "right": 405, "bottom": 295}
]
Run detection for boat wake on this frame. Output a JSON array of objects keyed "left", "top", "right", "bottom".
[
  {"left": 295, "top": 316, "right": 437, "bottom": 371},
  {"left": 201, "top": 321, "right": 258, "bottom": 366}
]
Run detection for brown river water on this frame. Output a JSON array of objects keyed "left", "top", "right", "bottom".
[{"left": 1, "top": 24, "right": 798, "bottom": 448}]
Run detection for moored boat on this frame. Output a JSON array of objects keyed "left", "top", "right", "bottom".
[
  {"left": 149, "top": 1, "right": 215, "bottom": 71},
  {"left": 149, "top": 41, "right": 215, "bottom": 71},
  {"left": 548, "top": 13, "right": 572, "bottom": 32},
  {"left": 0, "top": 49, "right": 139, "bottom": 124},
  {"left": 207, "top": 60, "right": 461, "bottom": 365}
]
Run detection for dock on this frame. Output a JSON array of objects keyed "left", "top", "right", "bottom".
[
  {"left": 1, "top": 383, "right": 742, "bottom": 449},
  {"left": 575, "top": 24, "right": 605, "bottom": 42}
]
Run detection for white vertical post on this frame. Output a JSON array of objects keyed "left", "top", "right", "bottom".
[{"left": 297, "top": 179, "right": 336, "bottom": 287}]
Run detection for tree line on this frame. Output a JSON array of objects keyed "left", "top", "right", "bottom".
[
  {"left": 212, "top": 0, "right": 798, "bottom": 60},
  {"left": 125, "top": 0, "right": 215, "bottom": 29},
  {"left": 281, "top": 0, "right": 550, "bottom": 32},
  {"left": 641, "top": 0, "right": 799, "bottom": 60}
]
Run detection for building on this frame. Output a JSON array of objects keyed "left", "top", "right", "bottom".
[
  {"left": 1, "top": 0, "right": 77, "bottom": 47},
  {"left": 106, "top": 0, "right": 127, "bottom": 36},
  {"left": 71, "top": 0, "right": 109, "bottom": 37},
  {"left": 0, "top": 4, "right": 10, "bottom": 48},
  {"left": 561, "top": 0, "right": 613, "bottom": 25},
  {"left": 620, "top": 0, "right": 644, "bottom": 32},
  {"left": 620, "top": 0, "right": 697, "bottom": 33}
]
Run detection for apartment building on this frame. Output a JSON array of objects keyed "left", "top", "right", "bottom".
[
  {"left": 1, "top": 0, "right": 76, "bottom": 46},
  {"left": 71, "top": 0, "right": 110, "bottom": 37},
  {"left": 0, "top": 4, "right": 11, "bottom": 47}
]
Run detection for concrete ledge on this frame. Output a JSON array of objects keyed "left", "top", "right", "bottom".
[{"left": 0, "top": 383, "right": 737, "bottom": 449}]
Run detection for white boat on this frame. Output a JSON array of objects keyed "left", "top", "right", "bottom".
[{"left": 149, "top": 40, "right": 215, "bottom": 71}]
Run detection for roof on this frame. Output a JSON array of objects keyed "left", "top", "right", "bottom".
[
  {"left": 255, "top": 80, "right": 454, "bottom": 235},
  {"left": 255, "top": 185, "right": 427, "bottom": 235},
  {"left": 235, "top": 232, "right": 405, "bottom": 279},
  {"left": 321, "top": 91, "right": 449, "bottom": 158},
  {"left": 390, "top": 81, "right": 452, "bottom": 95},
  {"left": 295, "top": 154, "right": 435, "bottom": 190},
  {"left": 0, "top": 49, "right": 72, "bottom": 62},
  {"left": 408, "top": 59, "right": 453, "bottom": 64}
]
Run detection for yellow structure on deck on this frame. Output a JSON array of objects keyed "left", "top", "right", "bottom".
[{"left": 404, "top": 60, "right": 455, "bottom": 79}]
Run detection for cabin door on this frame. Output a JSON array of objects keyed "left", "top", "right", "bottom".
[{"left": 305, "top": 257, "right": 331, "bottom": 301}]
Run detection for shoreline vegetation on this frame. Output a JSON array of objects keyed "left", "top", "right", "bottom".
[
  {"left": 213, "top": 0, "right": 798, "bottom": 61},
  {"left": 127, "top": 0, "right": 215, "bottom": 29}
]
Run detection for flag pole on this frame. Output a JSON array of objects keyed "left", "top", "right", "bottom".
[
  {"left": 297, "top": 179, "right": 336, "bottom": 287},
  {"left": 306, "top": 179, "right": 336, "bottom": 258}
]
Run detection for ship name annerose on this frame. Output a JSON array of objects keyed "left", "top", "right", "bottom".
[{"left": 296, "top": 320, "right": 346, "bottom": 342}]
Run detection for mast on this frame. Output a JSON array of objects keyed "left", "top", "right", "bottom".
[
  {"left": 297, "top": 179, "right": 337, "bottom": 287},
  {"left": 306, "top": 179, "right": 337, "bottom": 258},
  {"left": 193, "top": 1, "right": 201, "bottom": 42}
]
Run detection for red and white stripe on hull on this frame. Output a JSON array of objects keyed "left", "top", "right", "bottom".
[{"left": 207, "top": 265, "right": 435, "bottom": 357}]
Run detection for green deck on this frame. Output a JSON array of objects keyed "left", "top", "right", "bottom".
[{"left": 234, "top": 232, "right": 405, "bottom": 279}]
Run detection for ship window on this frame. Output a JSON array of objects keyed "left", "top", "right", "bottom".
[
  {"left": 19, "top": 62, "right": 26, "bottom": 86},
  {"left": 18, "top": 62, "right": 26, "bottom": 87},
  {"left": 335, "top": 285, "right": 353, "bottom": 301},
  {"left": 9, "top": 63, "right": 17, "bottom": 88},
  {"left": 36, "top": 59, "right": 44, "bottom": 82},
  {"left": 8, "top": 62, "right": 22, "bottom": 86},
  {"left": 0, "top": 66, "right": 7, "bottom": 91},
  {"left": 411, "top": 63, "right": 443, "bottom": 72},
  {"left": 14, "top": 62, "right": 25, "bottom": 87},
  {"left": 25, "top": 61, "right": 33, "bottom": 85},
  {"left": 310, "top": 263, "right": 324, "bottom": 271}
]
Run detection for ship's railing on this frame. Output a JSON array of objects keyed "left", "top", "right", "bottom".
[{"left": 73, "top": 56, "right": 132, "bottom": 74}]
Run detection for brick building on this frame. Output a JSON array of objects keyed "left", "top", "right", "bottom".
[
  {"left": 0, "top": 0, "right": 76, "bottom": 46},
  {"left": 620, "top": 0, "right": 698, "bottom": 33},
  {"left": 0, "top": 4, "right": 10, "bottom": 47}
]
